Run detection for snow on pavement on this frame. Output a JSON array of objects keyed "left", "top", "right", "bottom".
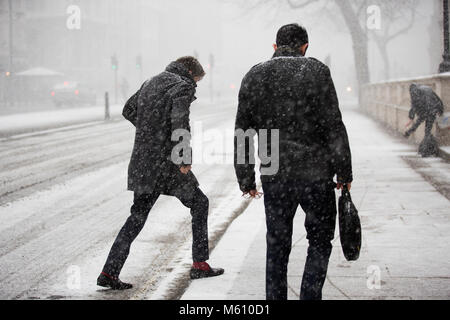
[
  {"left": 0, "top": 100, "right": 251, "bottom": 300},
  {"left": 1, "top": 102, "right": 449, "bottom": 300},
  {"left": 0, "top": 104, "right": 124, "bottom": 138},
  {"left": 181, "top": 106, "right": 450, "bottom": 300}
]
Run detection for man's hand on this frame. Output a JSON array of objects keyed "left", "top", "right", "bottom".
[
  {"left": 180, "top": 165, "right": 192, "bottom": 175},
  {"left": 336, "top": 183, "right": 352, "bottom": 191},
  {"left": 242, "top": 189, "right": 263, "bottom": 199}
]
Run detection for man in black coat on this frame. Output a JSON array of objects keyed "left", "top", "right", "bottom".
[
  {"left": 97, "top": 57, "right": 224, "bottom": 290},
  {"left": 234, "top": 24, "right": 353, "bottom": 300},
  {"left": 405, "top": 84, "right": 444, "bottom": 138}
]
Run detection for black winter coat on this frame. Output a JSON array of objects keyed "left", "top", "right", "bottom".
[
  {"left": 126, "top": 61, "right": 199, "bottom": 194},
  {"left": 234, "top": 47, "right": 353, "bottom": 192},
  {"left": 409, "top": 84, "right": 444, "bottom": 120}
]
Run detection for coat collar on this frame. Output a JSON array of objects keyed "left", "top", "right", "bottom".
[
  {"left": 165, "top": 61, "right": 197, "bottom": 87},
  {"left": 272, "top": 46, "right": 304, "bottom": 59}
]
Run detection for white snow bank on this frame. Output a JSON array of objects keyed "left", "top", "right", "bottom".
[{"left": 0, "top": 104, "right": 123, "bottom": 137}]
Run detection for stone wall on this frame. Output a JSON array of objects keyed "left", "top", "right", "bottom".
[{"left": 361, "top": 73, "right": 450, "bottom": 146}]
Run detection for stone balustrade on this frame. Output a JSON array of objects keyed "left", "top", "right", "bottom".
[{"left": 361, "top": 73, "right": 450, "bottom": 146}]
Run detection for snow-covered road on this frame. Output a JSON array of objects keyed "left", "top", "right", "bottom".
[
  {"left": 2, "top": 102, "right": 448, "bottom": 300},
  {"left": 0, "top": 101, "right": 249, "bottom": 300}
]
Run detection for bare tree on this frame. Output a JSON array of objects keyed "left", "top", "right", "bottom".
[
  {"left": 242, "top": 0, "right": 419, "bottom": 88},
  {"left": 283, "top": 0, "right": 371, "bottom": 88},
  {"left": 359, "top": 0, "right": 418, "bottom": 80}
]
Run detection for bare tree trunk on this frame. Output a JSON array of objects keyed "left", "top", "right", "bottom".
[
  {"left": 336, "top": 1, "right": 370, "bottom": 87},
  {"left": 380, "top": 47, "right": 391, "bottom": 80},
  {"left": 373, "top": 37, "right": 391, "bottom": 80}
]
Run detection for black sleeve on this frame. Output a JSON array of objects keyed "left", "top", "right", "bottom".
[
  {"left": 171, "top": 84, "right": 194, "bottom": 166},
  {"left": 318, "top": 65, "right": 353, "bottom": 184},
  {"left": 409, "top": 96, "right": 418, "bottom": 120},
  {"left": 234, "top": 73, "right": 257, "bottom": 193},
  {"left": 122, "top": 83, "right": 145, "bottom": 126},
  {"left": 409, "top": 107, "right": 416, "bottom": 120}
]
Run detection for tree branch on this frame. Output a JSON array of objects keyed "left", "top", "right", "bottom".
[
  {"left": 386, "top": 7, "right": 416, "bottom": 42},
  {"left": 356, "top": 0, "right": 369, "bottom": 20},
  {"left": 286, "top": 0, "right": 314, "bottom": 10}
]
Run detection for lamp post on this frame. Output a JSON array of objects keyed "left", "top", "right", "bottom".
[
  {"left": 111, "top": 54, "right": 118, "bottom": 104},
  {"left": 8, "top": 0, "right": 13, "bottom": 71},
  {"left": 5, "top": 0, "right": 13, "bottom": 107},
  {"left": 439, "top": 0, "right": 450, "bottom": 73},
  {"left": 136, "top": 55, "right": 143, "bottom": 83},
  {"left": 209, "top": 53, "right": 214, "bottom": 103}
]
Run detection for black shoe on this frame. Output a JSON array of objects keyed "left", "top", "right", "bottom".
[
  {"left": 404, "top": 131, "right": 411, "bottom": 138},
  {"left": 190, "top": 265, "right": 224, "bottom": 280},
  {"left": 97, "top": 272, "right": 133, "bottom": 290}
]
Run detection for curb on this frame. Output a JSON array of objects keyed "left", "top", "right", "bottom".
[
  {"left": 133, "top": 183, "right": 260, "bottom": 300},
  {"left": 439, "top": 147, "right": 450, "bottom": 162},
  {"left": 359, "top": 108, "right": 450, "bottom": 163}
]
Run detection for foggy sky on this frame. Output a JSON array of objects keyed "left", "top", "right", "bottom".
[{"left": 0, "top": 0, "right": 444, "bottom": 105}]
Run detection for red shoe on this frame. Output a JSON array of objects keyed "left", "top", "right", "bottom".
[
  {"left": 190, "top": 262, "right": 224, "bottom": 279},
  {"left": 97, "top": 272, "right": 133, "bottom": 290}
]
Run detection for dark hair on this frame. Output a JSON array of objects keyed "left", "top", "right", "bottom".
[
  {"left": 276, "top": 23, "right": 309, "bottom": 49},
  {"left": 176, "top": 56, "right": 205, "bottom": 78}
]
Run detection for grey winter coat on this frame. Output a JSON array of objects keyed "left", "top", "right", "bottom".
[
  {"left": 409, "top": 84, "right": 444, "bottom": 120},
  {"left": 126, "top": 61, "right": 199, "bottom": 195}
]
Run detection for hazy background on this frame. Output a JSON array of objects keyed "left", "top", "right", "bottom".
[{"left": 0, "top": 0, "right": 445, "bottom": 112}]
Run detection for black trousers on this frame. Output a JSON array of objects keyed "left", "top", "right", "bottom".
[
  {"left": 406, "top": 114, "right": 436, "bottom": 137},
  {"left": 102, "top": 178, "right": 209, "bottom": 278},
  {"left": 262, "top": 180, "right": 337, "bottom": 300}
]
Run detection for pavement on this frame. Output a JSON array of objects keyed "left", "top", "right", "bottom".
[
  {"left": 1, "top": 102, "right": 449, "bottom": 300},
  {"left": 0, "top": 99, "right": 244, "bottom": 300},
  {"left": 0, "top": 104, "right": 123, "bottom": 138},
  {"left": 181, "top": 106, "right": 450, "bottom": 300},
  {"left": 440, "top": 146, "right": 450, "bottom": 162}
]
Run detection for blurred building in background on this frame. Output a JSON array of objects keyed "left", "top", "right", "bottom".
[{"left": 0, "top": 0, "right": 223, "bottom": 110}]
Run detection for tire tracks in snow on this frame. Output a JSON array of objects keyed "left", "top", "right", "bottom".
[
  {"left": 4, "top": 163, "right": 230, "bottom": 299},
  {"left": 0, "top": 103, "right": 239, "bottom": 299}
]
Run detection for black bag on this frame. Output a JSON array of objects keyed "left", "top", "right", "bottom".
[{"left": 338, "top": 186, "right": 361, "bottom": 261}]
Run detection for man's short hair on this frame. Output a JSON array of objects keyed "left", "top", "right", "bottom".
[
  {"left": 176, "top": 56, "right": 205, "bottom": 78},
  {"left": 276, "top": 23, "right": 309, "bottom": 49}
]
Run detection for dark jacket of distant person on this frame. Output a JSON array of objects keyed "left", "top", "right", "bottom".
[
  {"left": 409, "top": 84, "right": 444, "bottom": 120},
  {"left": 124, "top": 61, "right": 198, "bottom": 195}
]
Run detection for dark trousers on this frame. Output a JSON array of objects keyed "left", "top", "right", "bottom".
[
  {"left": 102, "top": 185, "right": 209, "bottom": 278},
  {"left": 406, "top": 115, "right": 436, "bottom": 138},
  {"left": 262, "top": 180, "right": 337, "bottom": 300}
]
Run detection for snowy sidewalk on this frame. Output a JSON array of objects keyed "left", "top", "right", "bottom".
[
  {"left": 181, "top": 107, "right": 450, "bottom": 300},
  {"left": 0, "top": 99, "right": 235, "bottom": 138},
  {"left": 0, "top": 104, "right": 124, "bottom": 138}
]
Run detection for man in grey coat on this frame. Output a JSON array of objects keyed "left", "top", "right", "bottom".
[
  {"left": 405, "top": 83, "right": 444, "bottom": 139},
  {"left": 97, "top": 57, "right": 224, "bottom": 290}
]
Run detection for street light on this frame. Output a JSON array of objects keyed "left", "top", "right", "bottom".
[
  {"left": 439, "top": 0, "right": 450, "bottom": 73},
  {"left": 209, "top": 53, "right": 214, "bottom": 103},
  {"left": 136, "top": 55, "right": 142, "bottom": 70},
  {"left": 136, "top": 55, "right": 143, "bottom": 83},
  {"left": 111, "top": 55, "right": 118, "bottom": 70},
  {"left": 111, "top": 54, "right": 119, "bottom": 103},
  {"left": 8, "top": 0, "right": 13, "bottom": 74}
]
